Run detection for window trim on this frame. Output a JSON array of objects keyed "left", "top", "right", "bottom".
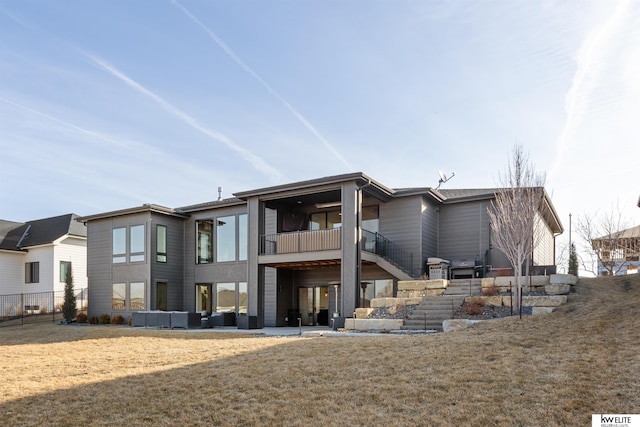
[
  {"left": 60, "top": 261, "right": 72, "bottom": 283},
  {"left": 25, "top": 261, "right": 39, "bottom": 283}
]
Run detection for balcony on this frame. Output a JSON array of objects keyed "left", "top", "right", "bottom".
[{"left": 260, "top": 229, "right": 341, "bottom": 255}]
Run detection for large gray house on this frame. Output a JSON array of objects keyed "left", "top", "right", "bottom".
[{"left": 78, "top": 172, "right": 563, "bottom": 328}]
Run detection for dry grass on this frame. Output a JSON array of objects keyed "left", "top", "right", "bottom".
[{"left": 1, "top": 275, "right": 638, "bottom": 426}]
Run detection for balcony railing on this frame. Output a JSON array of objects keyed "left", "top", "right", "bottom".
[{"left": 260, "top": 228, "right": 341, "bottom": 255}]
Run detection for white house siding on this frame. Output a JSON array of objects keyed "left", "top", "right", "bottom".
[
  {"left": 0, "top": 250, "right": 25, "bottom": 295},
  {"left": 54, "top": 236, "right": 88, "bottom": 293},
  {"left": 533, "top": 213, "right": 554, "bottom": 266},
  {"left": 22, "top": 245, "right": 54, "bottom": 295}
]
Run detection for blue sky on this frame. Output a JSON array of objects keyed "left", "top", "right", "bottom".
[{"left": 1, "top": 1, "right": 639, "bottom": 239}]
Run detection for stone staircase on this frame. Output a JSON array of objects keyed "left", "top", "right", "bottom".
[{"left": 401, "top": 279, "right": 482, "bottom": 331}]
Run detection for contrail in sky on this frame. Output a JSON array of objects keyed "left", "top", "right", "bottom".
[
  {"left": 83, "top": 52, "right": 287, "bottom": 183},
  {"left": 170, "top": 0, "right": 354, "bottom": 170},
  {"left": 549, "top": 0, "right": 630, "bottom": 182}
]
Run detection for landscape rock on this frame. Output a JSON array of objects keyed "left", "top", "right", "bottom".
[
  {"left": 550, "top": 274, "right": 578, "bottom": 285},
  {"left": 545, "top": 284, "right": 571, "bottom": 295},
  {"left": 442, "top": 319, "right": 480, "bottom": 332},
  {"left": 532, "top": 307, "right": 555, "bottom": 315},
  {"left": 521, "top": 295, "right": 567, "bottom": 307}
]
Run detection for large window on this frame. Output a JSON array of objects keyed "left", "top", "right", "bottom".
[
  {"left": 196, "top": 220, "right": 213, "bottom": 264},
  {"left": 112, "top": 282, "right": 145, "bottom": 311},
  {"left": 112, "top": 225, "right": 145, "bottom": 264},
  {"left": 216, "top": 216, "right": 236, "bottom": 262},
  {"left": 60, "top": 261, "right": 71, "bottom": 282},
  {"left": 362, "top": 206, "right": 379, "bottom": 233},
  {"left": 25, "top": 262, "right": 39, "bottom": 283},
  {"left": 310, "top": 211, "right": 341, "bottom": 230},
  {"left": 214, "top": 282, "right": 247, "bottom": 314},
  {"left": 156, "top": 225, "right": 167, "bottom": 263}
]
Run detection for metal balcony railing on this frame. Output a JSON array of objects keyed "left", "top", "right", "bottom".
[
  {"left": 260, "top": 228, "right": 341, "bottom": 255},
  {"left": 362, "top": 229, "right": 414, "bottom": 275}
]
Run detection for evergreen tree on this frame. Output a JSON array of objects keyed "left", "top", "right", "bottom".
[
  {"left": 62, "top": 267, "right": 77, "bottom": 323},
  {"left": 568, "top": 243, "right": 579, "bottom": 276}
]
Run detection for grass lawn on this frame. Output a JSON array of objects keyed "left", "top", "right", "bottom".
[{"left": 1, "top": 275, "right": 638, "bottom": 426}]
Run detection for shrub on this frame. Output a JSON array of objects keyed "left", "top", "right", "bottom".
[
  {"left": 76, "top": 312, "right": 88, "bottom": 323},
  {"left": 39, "top": 307, "right": 49, "bottom": 315},
  {"left": 111, "top": 315, "right": 125, "bottom": 325},
  {"left": 482, "top": 284, "right": 500, "bottom": 296},
  {"left": 465, "top": 300, "right": 485, "bottom": 316},
  {"left": 88, "top": 316, "right": 98, "bottom": 325},
  {"left": 127, "top": 317, "right": 132, "bottom": 326},
  {"left": 98, "top": 314, "right": 111, "bottom": 325}
]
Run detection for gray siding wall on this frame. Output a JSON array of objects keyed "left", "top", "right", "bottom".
[
  {"left": 182, "top": 205, "right": 248, "bottom": 313},
  {"left": 438, "top": 200, "right": 491, "bottom": 261},
  {"left": 421, "top": 197, "right": 439, "bottom": 274},
  {"left": 379, "top": 196, "right": 423, "bottom": 277},
  {"left": 87, "top": 212, "right": 152, "bottom": 317},
  {"left": 150, "top": 214, "right": 185, "bottom": 311}
]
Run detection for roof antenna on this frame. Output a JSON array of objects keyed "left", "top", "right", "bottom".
[
  {"left": 217, "top": 186, "right": 223, "bottom": 201},
  {"left": 436, "top": 171, "right": 455, "bottom": 190}
]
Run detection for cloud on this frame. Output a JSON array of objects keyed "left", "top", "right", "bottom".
[
  {"left": 170, "top": 0, "right": 353, "bottom": 171},
  {"left": 81, "top": 52, "right": 287, "bottom": 184},
  {"left": 549, "top": 0, "right": 632, "bottom": 182}
]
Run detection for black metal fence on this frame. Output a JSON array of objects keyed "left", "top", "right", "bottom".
[
  {"left": 362, "top": 230, "right": 414, "bottom": 276},
  {"left": 0, "top": 288, "right": 88, "bottom": 327}
]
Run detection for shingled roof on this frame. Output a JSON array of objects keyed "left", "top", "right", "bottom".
[{"left": 0, "top": 214, "right": 86, "bottom": 251}]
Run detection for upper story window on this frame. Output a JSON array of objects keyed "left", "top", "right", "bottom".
[
  {"left": 216, "top": 216, "right": 236, "bottom": 262},
  {"left": 310, "top": 211, "right": 341, "bottom": 230},
  {"left": 238, "top": 214, "right": 247, "bottom": 261},
  {"left": 112, "top": 225, "right": 145, "bottom": 264},
  {"left": 196, "top": 220, "right": 213, "bottom": 264},
  {"left": 156, "top": 225, "right": 167, "bottom": 263},
  {"left": 60, "top": 261, "right": 72, "bottom": 282},
  {"left": 25, "top": 262, "right": 39, "bottom": 283}
]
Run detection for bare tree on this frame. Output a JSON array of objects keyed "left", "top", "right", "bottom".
[
  {"left": 576, "top": 205, "right": 636, "bottom": 276},
  {"left": 487, "top": 145, "right": 546, "bottom": 314}
]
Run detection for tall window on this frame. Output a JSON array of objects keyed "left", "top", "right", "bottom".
[
  {"left": 112, "top": 228, "right": 126, "bottom": 263},
  {"left": 216, "top": 216, "right": 236, "bottom": 262},
  {"left": 196, "top": 220, "right": 213, "bottom": 264},
  {"left": 196, "top": 284, "right": 212, "bottom": 313},
  {"left": 239, "top": 214, "right": 248, "bottom": 261},
  {"left": 112, "top": 283, "right": 126, "bottom": 310},
  {"left": 60, "top": 261, "right": 71, "bottom": 282},
  {"left": 130, "top": 282, "right": 145, "bottom": 310},
  {"left": 216, "top": 282, "right": 236, "bottom": 312},
  {"left": 129, "top": 225, "right": 145, "bottom": 262},
  {"left": 238, "top": 282, "right": 248, "bottom": 314},
  {"left": 25, "top": 262, "right": 39, "bottom": 283},
  {"left": 156, "top": 225, "right": 167, "bottom": 262}
]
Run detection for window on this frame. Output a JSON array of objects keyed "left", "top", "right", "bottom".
[
  {"left": 130, "top": 282, "right": 145, "bottom": 311},
  {"left": 196, "top": 284, "right": 212, "bottom": 313},
  {"left": 216, "top": 282, "right": 236, "bottom": 312},
  {"left": 239, "top": 214, "right": 248, "bottom": 261},
  {"left": 216, "top": 216, "right": 236, "bottom": 262},
  {"left": 196, "top": 220, "right": 213, "bottom": 264},
  {"left": 112, "top": 228, "right": 126, "bottom": 263},
  {"left": 25, "top": 262, "right": 39, "bottom": 283},
  {"left": 129, "top": 225, "right": 145, "bottom": 262},
  {"left": 112, "top": 282, "right": 145, "bottom": 311},
  {"left": 362, "top": 279, "right": 393, "bottom": 308},
  {"left": 60, "top": 261, "right": 72, "bottom": 282},
  {"left": 112, "top": 283, "right": 126, "bottom": 310},
  {"left": 362, "top": 206, "right": 379, "bottom": 233},
  {"left": 310, "top": 211, "right": 342, "bottom": 230},
  {"left": 238, "top": 282, "right": 248, "bottom": 314},
  {"left": 112, "top": 225, "right": 145, "bottom": 263},
  {"left": 157, "top": 225, "right": 167, "bottom": 262}
]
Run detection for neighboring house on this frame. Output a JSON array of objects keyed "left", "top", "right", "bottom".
[
  {"left": 592, "top": 225, "right": 640, "bottom": 276},
  {"left": 0, "top": 214, "right": 87, "bottom": 297},
  {"left": 78, "top": 172, "right": 563, "bottom": 328}
]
